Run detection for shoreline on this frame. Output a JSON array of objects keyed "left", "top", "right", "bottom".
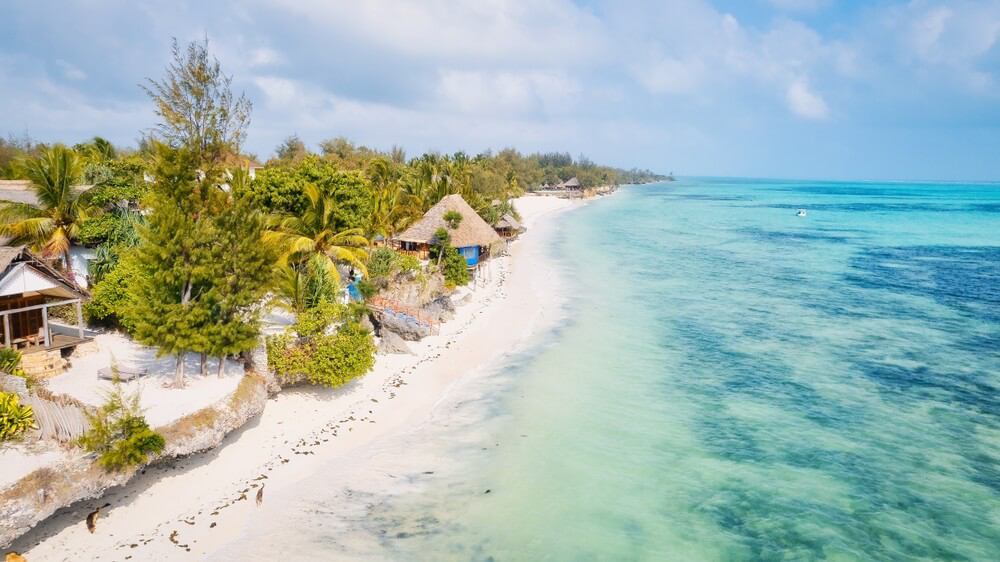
[{"left": 12, "top": 194, "right": 582, "bottom": 560}]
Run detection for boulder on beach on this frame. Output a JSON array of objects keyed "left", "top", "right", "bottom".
[
  {"left": 379, "top": 312, "right": 431, "bottom": 341},
  {"left": 359, "top": 313, "right": 377, "bottom": 334},
  {"left": 378, "top": 330, "right": 414, "bottom": 355}
]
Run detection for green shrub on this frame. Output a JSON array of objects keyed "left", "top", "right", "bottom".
[
  {"left": 357, "top": 278, "right": 377, "bottom": 300},
  {"left": 303, "top": 256, "right": 341, "bottom": 309},
  {"left": 399, "top": 254, "right": 421, "bottom": 274},
  {"left": 442, "top": 246, "right": 470, "bottom": 286},
  {"left": 77, "top": 380, "right": 165, "bottom": 471},
  {"left": 293, "top": 299, "right": 343, "bottom": 337},
  {"left": 267, "top": 323, "right": 376, "bottom": 388},
  {"left": 367, "top": 247, "right": 400, "bottom": 281},
  {"left": 429, "top": 227, "right": 451, "bottom": 262},
  {"left": 84, "top": 253, "right": 140, "bottom": 333},
  {"left": 77, "top": 213, "right": 118, "bottom": 246},
  {"left": 0, "top": 392, "right": 36, "bottom": 441},
  {"left": 443, "top": 210, "right": 463, "bottom": 229},
  {"left": 0, "top": 347, "right": 23, "bottom": 377}
]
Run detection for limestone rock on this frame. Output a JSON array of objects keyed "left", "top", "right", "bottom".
[
  {"left": 377, "top": 330, "right": 413, "bottom": 355},
  {"left": 359, "top": 313, "right": 376, "bottom": 335},
  {"left": 424, "top": 296, "right": 455, "bottom": 323}
]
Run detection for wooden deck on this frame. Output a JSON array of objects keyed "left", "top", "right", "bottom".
[{"left": 20, "top": 334, "right": 92, "bottom": 355}]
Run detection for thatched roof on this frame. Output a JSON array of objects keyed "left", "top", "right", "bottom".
[
  {"left": 0, "top": 246, "right": 25, "bottom": 273},
  {"left": 494, "top": 214, "right": 522, "bottom": 231},
  {"left": 223, "top": 153, "right": 263, "bottom": 169},
  {"left": 397, "top": 194, "right": 500, "bottom": 247},
  {"left": 563, "top": 177, "right": 580, "bottom": 188}
]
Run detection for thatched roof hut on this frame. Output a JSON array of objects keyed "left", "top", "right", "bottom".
[
  {"left": 493, "top": 213, "right": 523, "bottom": 239},
  {"left": 494, "top": 214, "right": 522, "bottom": 231},
  {"left": 563, "top": 177, "right": 581, "bottom": 189},
  {"left": 397, "top": 194, "right": 500, "bottom": 248}
]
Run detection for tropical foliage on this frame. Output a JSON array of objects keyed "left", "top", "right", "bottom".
[
  {"left": 0, "top": 347, "right": 24, "bottom": 377},
  {"left": 265, "top": 182, "right": 370, "bottom": 274},
  {"left": 441, "top": 247, "right": 470, "bottom": 287},
  {"left": 85, "top": 250, "right": 141, "bottom": 331},
  {"left": 266, "top": 322, "right": 376, "bottom": 388},
  {"left": 0, "top": 392, "right": 36, "bottom": 441},
  {"left": 0, "top": 37, "right": 665, "bottom": 397},
  {"left": 0, "top": 144, "right": 95, "bottom": 281}
]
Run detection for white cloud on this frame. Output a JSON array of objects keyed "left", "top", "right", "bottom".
[
  {"left": 0, "top": 56, "right": 149, "bottom": 145},
  {"left": 55, "top": 59, "right": 87, "bottom": 80},
  {"left": 249, "top": 47, "right": 282, "bottom": 67},
  {"left": 786, "top": 77, "right": 828, "bottom": 119},
  {"left": 252, "top": 76, "right": 299, "bottom": 107},
  {"left": 634, "top": 56, "right": 704, "bottom": 94},
  {"left": 263, "top": 0, "right": 607, "bottom": 65},
  {"left": 435, "top": 69, "right": 580, "bottom": 116}
]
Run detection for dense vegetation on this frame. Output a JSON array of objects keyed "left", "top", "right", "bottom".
[
  {"left": 266, "top": 300, "right": 376, "bottom": 388},
  {"left": 0, "top": 38, "right": 665, "bottom": 395}
]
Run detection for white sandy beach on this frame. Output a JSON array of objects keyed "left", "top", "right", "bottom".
[{"left": 11, "top": 194, "right": 581, "bottom": 560}]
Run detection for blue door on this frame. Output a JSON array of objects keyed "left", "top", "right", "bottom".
[{"left": 459, "top": 246, "right": 479, "bottom": 265}]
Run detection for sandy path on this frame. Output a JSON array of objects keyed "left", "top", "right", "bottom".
[{"left": 12, "top": 195, "right": 580, "bottom": 561}]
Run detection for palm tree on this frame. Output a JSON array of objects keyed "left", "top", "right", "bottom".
[
  {"left": 266, "top": 183, "right": 369, "bottom": 275},
  {"left": 0, "top": 144, "right": 94, "bottom": 283}
]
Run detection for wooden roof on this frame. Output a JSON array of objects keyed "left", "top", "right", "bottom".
[
  {"left": 563, "top": 177, "right": 580, "bottom": 188},
  {"left": 396, "top": 194, "right": 501, "bottom": 248},
  {"left": 0, "top": 246, "right": 87, "bottom": 298}
]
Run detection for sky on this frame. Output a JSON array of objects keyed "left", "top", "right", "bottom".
[{"left": 1, "top": 0, "right": 999, "bottom": 181}]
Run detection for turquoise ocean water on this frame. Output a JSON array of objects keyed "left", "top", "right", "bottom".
[{"left": 221, "top": 179, "right": 1000, "bottom": 561}]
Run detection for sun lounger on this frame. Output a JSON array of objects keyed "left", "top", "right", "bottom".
[{"left": 97, "top": 366, "right": 148, "bottom": 382}]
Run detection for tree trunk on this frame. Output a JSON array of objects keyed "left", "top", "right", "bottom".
[
  {"left": 174, "top": 352, "right": 185, "bottom": 388},
  {"left": 62, "top": 250, "right": 76, "bottom": 287},
  {"left": 200, "top": 352, "right": 207, "bottom": 376},
  {"left": 217, "top": 356, "right": 225, "bottom": 378}
]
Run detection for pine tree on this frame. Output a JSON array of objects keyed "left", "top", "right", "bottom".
[
  {"left": 127, "top": 38, "right": 253, "bottom": 387},
  {"left": 126, "top": 145, "right": 221, "bottom": 387},
  {"left": 200, "top": 197, "right": 277, "bottom": 377}
]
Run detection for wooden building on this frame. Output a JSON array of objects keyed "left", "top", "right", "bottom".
[
  {"left": 493, "top": 214, "right": 524, "bottom": 239},
  {"left": 0, "top": 246, "right": 90, "bottom": 354},
  {"left": 395, "top": 194, "right": 501, "bottom": 265}
]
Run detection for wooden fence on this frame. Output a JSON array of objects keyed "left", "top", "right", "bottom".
[{"left": 23, "top": 393, "right": 90, "bottom": 442}]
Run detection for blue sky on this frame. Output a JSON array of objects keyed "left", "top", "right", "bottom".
[{"left": 2, "top": 0, "right": 999, "bottom": 181}]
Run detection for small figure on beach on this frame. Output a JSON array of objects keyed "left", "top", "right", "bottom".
[
  {"left": 85, "top": 507, "right": 101, "bottom": 533},
  {"left": 256, "top": 484, "right": 265, "bottom": 507}
]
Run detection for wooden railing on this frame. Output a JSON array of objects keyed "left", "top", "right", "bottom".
[{"left": 368, "top": 295, "right": 436, "bottom": 329}]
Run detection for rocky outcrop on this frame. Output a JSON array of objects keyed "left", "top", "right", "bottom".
[
  {"left": 381, "top": 270, "right": 447, "bottom": 309},
  {"left": 424, "top": 295, "right": 455, "bottom": 323},
  {"left": 0, "top": 346, "right": 278, "bottom": 549},
  {"left": 377, "top": 330, "right": 413, "bottom": 355},
  {"left": 377, "top": 311, "right": 431, "bottom": 341}
]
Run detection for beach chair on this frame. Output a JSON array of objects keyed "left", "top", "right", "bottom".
[{"left": 97, "top": 365, "right": 148, "bottom": 382}]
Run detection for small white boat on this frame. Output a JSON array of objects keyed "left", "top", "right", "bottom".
[{"left": 796, "top": 209, "right": 807, "bottom": 217}]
